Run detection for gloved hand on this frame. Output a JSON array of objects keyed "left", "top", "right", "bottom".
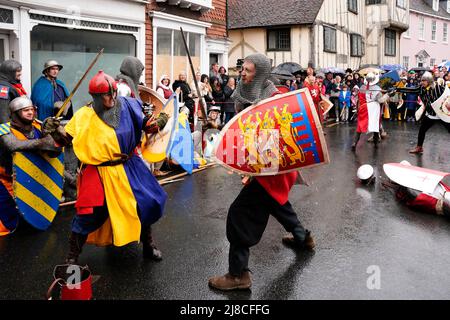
[
  {"left": 42, "top": 117, "right": 62, "bottom": 135},
  {"left": 37, "top": 135, "right": 62, "bottom": 153},
  {"left": 387, "top": 88, "right": 396, "bottom": 96},
  {"left": 144, "top": 112, "right": 169, "bottom": 134}
]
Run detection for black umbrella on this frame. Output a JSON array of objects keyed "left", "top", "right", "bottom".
[
  {"left": 270, "top": 68, "right": 295, "bottom": 80},
  {"left": 408, "top": 67, "right": 432, "bottom": 78},
  {"left": 272, "top": 62, "right": 304, "bottom": 75},
  {"left": 408, "top": 67, "right": 432, "bottom": 73}
]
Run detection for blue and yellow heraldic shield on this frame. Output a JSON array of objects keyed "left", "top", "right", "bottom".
[{"left": 12, "top": 151, "right": 64, "bottom": 230}]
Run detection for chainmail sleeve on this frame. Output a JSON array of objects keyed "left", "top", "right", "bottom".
[{"left": 0, "top": 133, "right": 47, "bottom": 152}]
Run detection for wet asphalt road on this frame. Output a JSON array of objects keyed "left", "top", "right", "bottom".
[{"left": 1, "top": 120, "right": 449, "bottom": 300}]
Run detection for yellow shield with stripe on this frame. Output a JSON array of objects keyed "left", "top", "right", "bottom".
[{"left": 12, "top": 151, "right": 64, "bottom": 230}]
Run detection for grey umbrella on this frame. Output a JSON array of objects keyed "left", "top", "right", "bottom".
[
  {"left": 270, "top": 68, "right": 295, "bottom": 81},
  {"left": 272, "top": 62, "right": 304, "bottom": 75}
]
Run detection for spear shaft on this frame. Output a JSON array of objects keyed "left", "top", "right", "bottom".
[{"left": 55, "top": 48, "right": 104, "bottom": 118}]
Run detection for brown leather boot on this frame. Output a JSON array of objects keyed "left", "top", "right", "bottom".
[
  {"left": 65, "top": 232, "right": 88, "bottom": 265},
  {"left": 409, "top": 146, "right": 423, "bottom": 154},
  {"left": 282, "top": 230, "right": 315, "bottom": 251},
  {"left": 141, "top": 226, "right": 162, "bottom": 261},
  {"left": 208, "top": 271, "right": 252, "bottom": 291}
]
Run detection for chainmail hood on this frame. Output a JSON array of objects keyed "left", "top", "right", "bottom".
[
  {"left": 0, "top": 60, "right": 22, "bottom": 84},
  {"left": 231, "top": 53, "right": 278, "bottom": 112},
  {"left": 116, "top": 56, "right": 144, "bottom": 98},
  {"left": 92, "top": 95, "right": 122, "bottom": 129}
]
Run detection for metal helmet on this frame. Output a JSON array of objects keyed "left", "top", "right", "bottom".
[
  {"left": 42, "top": 60, "right": 63, "bottom": 74},
  {"left": 421, "top": 71, "right": 434, "bottom": 82},
  {"left": 357, "top": 164, "right": 375, "bottom": 184},
  {"left": 88, "top": 70, "right": 117, "bottom": 95},
  {"left": 9, "top": 96, "right": 35, "bottom": 114},
  {"left": 209, "top": 106, "right": 221, "bottom": 113},
  {"left": 365, "top": 72, "right": 376, "bottom": 85}
]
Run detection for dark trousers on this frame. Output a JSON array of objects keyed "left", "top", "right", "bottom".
[
  {"left": 353, "top": 131, "right": 379, "bottom": 145},
  {"left": 71, "top": 205, "right": 109, "bottom": 235},
  {"left": 71, "top": 204, "right": 149, "bottom": 236},
  {"left": 417, "top": 116, "right": 450, "bottom": 147},
  {"left": 389, "top": 102, "right": 399, "bottom": 120},
  {"left": 226, "top": 180, "right": 306, "bottom": 276},
  {"left": 223, "top": 112, "right": 235, "bottom": 125}
]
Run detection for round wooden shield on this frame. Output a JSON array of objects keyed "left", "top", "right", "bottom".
[
  {"left": 138, "top": 85, "right": 165, "bottom": 116},
  {"left": 141, "top": 94, "right": 179, "bottom": 163}
]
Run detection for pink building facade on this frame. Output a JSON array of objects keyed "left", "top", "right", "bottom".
[{"left": 400, "top": 0, "right": 450, "bottom": 69}]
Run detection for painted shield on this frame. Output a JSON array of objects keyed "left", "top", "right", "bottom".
[
  {"left": 138, "top": 85, "right": 165, "bottom": 116},
  {"left": 275, "top": 85, "right": 290, "bottom": 94},
  {"left": 12, "top": 151, "right": 64, "bottom": 230},
  {"left": 213, "top": 89, "right": 330, "bottom": 176},
  {"left": 383, "top": 161, "right": 450, "bottom": 194},
  {"left": 141, "top": 93, "right": 179, "bottom": 163},
  {"left": 431, "top": 86, "right": 450, "bottom": 123},
  {"left": 320, "top": 94, "right": 333, "bottom": 115}
]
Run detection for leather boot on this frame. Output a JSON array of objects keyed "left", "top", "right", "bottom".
[
  {"left": 373, "top": 133, "right": 379, "bottom": 148},
  {"left": 141, "top": 225, "right": 162, "bottom": 261},
  {"left": 282, "top": 230, "right": 315, "bottom": 251},
  {"left": 65, "top": 232, "right": 88, "bottom": 265},
  {"left": 208, "top": 271, "right": 252, "bottom": 291},
  {"left": 409, "top": 146, "right": 423, "bottom": 154}
]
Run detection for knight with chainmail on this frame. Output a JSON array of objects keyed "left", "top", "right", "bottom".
[
  {"left": 395, "top": 71, "right": 450, "bottom": 154},
  {"left": 0, "top": 96, "right": 61, "bottom": 235},
  {"left": 0, "top": 60, "right": 27, "bottom": 123},
  {"left": 116, "top": 56, "right": 145, "bottom": 99},
  {"left": 351, "top": 72, "right": 391, "bottom": 151},
  {"left": 208, "top": 53, "right": 315, "bottom": 291},
  {"left": 42, "top": 70, "right": 168, "bottom": 264}
]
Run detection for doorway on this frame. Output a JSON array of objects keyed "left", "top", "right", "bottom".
[{"left": 0, "top": 33, "right": 9, "bottom": 63}]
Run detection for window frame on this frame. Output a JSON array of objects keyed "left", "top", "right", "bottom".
[
  {"left": 350, "top": 33, "right": 364, "bottom": 57},
  {"left": 433, "top": 0, "right": 439, "bottom": 12},
  {"left": 402, "top": 56, "right": 409, "bottom": 70},
  {"left": 266, "top": 28, "right": 291, "bottom": 52},
  {"left": 418, "top": 16, "right": 425, "bottom": 40},
  {"left": 430, "top": 58, "right": 436, "bottom": 67},
  {"left": 366, "top": 0, "right": 383, "bottom": 5},
  {"left": 348, "top": 0, "right": 358, "bottom": 14},
  {"left": 323, "top": 26, "right": 337, "bottom": 53},
  {"left": 384, "top": 29, "right": 396, "bottom": 56},
  {"left": 431, "top": 20, "right": 437, "bottom": 41},
  {"left": 443, "top": 23, "right": 448, "bottom": 43},
  {"left": 396, "top": 0, "right": 406, "bottom": 9}
]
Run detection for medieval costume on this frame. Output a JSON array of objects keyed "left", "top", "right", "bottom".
[
  {"left": 351, "top": 73, "right": 390, "bottom": 150},
  {"left": 304, "top": 77, "right": 323, "bottom": 123},
  {"left": 208, "top": 53, "right": 314, "bottom": 291},
  {"left": 0, "top": 60, "right": 27, "bottom": 123},
  {"left": 395, "top": 72, "right": 450, "bottom": 154},
  {"left": 383, "top": 161, "right": 450, "bottom": 218},
  {"left": 0, "top": 96, "right": 60, "bottom": 235},
  {"left": 31, "top": 60, "right": 72, "bottom": 121},
  {"left": 43, "top": 71, "right": 168, "bottom": 264},
  {"left": 116, "top": 56, "right": 145, "bottom": 98},
  {"left": 156, "top": 75, "right": 173, "bottom": 101}
]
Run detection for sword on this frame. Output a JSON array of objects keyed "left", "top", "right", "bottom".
[{"left": 55, "top": 48, "right": 104, "bottom": 118}]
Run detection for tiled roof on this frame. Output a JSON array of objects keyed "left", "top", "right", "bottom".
[
  {"left": 228, "top": 0, "right": 324, "bottom": 29},
  {"left": 410, "top": 0, "right": 450, "bottom": 20}
]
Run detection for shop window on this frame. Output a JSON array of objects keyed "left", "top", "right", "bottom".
[
  {"left": 155, "top": 27, "right": 201, "bottom": 87},
  {"left": 31, "top": 25, "right": 136, "bottom": 111}
]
